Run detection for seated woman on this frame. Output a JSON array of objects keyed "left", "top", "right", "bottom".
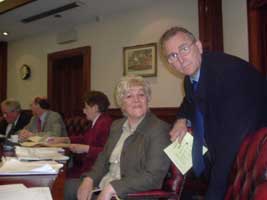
[
  {"left": 65, "top": 75, "right": 171, "bottom": 200},
  {"left": 47, "top": 91, "right": 113, "bottom": 178}
]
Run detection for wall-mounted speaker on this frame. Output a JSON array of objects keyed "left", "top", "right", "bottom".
[{"left": 56, "top": 28, "right": 77, "bottom": 44}]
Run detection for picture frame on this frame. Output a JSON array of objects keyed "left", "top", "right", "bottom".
[{"left": 123, "top": 43, "right": 157, "bottom": 77}]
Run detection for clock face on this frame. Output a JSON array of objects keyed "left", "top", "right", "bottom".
[{"left": 19, "top": 65, "right": 31, "bottom": 80}]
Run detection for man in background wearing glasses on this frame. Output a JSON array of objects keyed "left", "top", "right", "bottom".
[
  {"left": 0, "top": 99, "right": 31, "bottom": 139},
  {"left": 160, "top": 26, "right": 267, "bottom": 200}
]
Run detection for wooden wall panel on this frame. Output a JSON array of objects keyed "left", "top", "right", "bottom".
[
  {"left": 198, "top": 0, "right": 223, "bottom": 52},
  {"left": 0, "top": 42, "right": 7, "bottom": 103},
  {"left": 108, "top": 107, "right": 179, "bottom": 124}
]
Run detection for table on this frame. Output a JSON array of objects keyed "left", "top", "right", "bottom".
[{"left": 0, "top": 145, "right": 66, "bottom": 200}]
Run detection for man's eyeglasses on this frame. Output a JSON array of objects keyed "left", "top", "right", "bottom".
[{"left": 167, "top": 41, "right": 195, "bottom": 63}]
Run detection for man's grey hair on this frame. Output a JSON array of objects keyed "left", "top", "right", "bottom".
[
  {"left": 159, "top": 26, "right": 197, "bottom": 51},
  {"left": 1, "top": 98, "right": 21, "bottom": 112}
]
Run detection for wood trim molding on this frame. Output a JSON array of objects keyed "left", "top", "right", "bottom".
[
  {"left": 108, "top": 107, "right": 179, "bottom": 124},
  {"left": 23, "top": 107, "right": 179, "bottom": 125},
  {"left": 247, "top": 0, "right": 267, "bottom": 74},
  {"left": 0, "top": 0, "right": 37, "bottom": 14},
  {"left": 198, "top": 0, "right": 223, "bottom": 51},
  {"left": 249, "top": 0, "right": 267, "bottom": 8},
  {"left": 0, "top": 41, "right": 7, "bottom": 102}
]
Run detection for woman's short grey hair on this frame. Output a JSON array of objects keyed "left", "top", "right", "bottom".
[
  {"left": 115, "top": 75, "right": 151, "bottom": 107},
  {"left": 1, "top": 98, "right": 21, "bottom": 112}
]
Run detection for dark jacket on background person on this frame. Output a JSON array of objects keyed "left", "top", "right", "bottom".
[{"left": 0, "top": 111, "right": 31, "bottom": 137}]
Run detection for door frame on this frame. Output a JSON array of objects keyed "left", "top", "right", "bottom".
[
  {"left": 0, "top": 42, "right": 7, "bottom": 103},
  {"left": 47, "top": 46, "right": 91, "bottom": 110},
  {"left": 247, "top": 0, "right": 267, "bottom": 74}
]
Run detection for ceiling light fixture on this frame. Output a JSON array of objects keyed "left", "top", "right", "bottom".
[{"left": 2, "top": 31, "right": 8, "bottom": 36}]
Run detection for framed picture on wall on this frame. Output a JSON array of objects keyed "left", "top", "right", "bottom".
[{"left": 123, "top": 43, "right": 157, "bottom": 77}]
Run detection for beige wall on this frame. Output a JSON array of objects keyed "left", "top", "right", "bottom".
[
  {"left": 7, "top": 0, "right": 248, "bottom": 109},
  {"left": 222, "top": 0, "right": 248, "bottom": 60}
]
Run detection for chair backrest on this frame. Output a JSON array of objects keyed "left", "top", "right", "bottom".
[
  {"left": 123, "top": 164, "right": 184, "bottom": 199},
  {"left": 64, "top": 116, "right": 91, "bottom": 136},
  {"left": 163, "top": 164, "right": 185, "bottom": 194},
  {"left": 225, "top": 127, "right": 267, "bottom": 200}
]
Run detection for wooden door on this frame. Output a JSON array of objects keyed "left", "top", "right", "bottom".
[
  {"left": 248, "top": 0, "right": 267, "bottom": 75},
  {"left": 198, "top": 0, "right": 223, "bottom": 52},
  {"left": 48, "top": 46, "right": 90, "bottom": 118}
]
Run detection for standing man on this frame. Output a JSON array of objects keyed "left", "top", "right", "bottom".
[
  {"left": 160, "top": 26, "right": 266, "bottom": 199},
  {"left": 0, "top": 99, "right": 31, "bottom": 138},
  {"left": 19, "top": 96, "right": 67, "bottom": 140}
]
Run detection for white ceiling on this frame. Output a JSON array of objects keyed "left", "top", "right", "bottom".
[{"left": 0, "top": 0, "right": 157, "bottom": 42}]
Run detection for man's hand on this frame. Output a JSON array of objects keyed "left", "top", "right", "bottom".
[
  {"left": 169, "top": 118, "right": 188, "bottom": 143},
  {"left": 69, "top": 144, "right": 90, "bottom": 154},
  {"left": 96, "top": 184, "right": 116, "bottom": 200},
  {"left": 19, "top": 129, "right": 34, "bottom": 141},
  {"left": 77, "top": 177, "right": 93, "bottom": 200}
]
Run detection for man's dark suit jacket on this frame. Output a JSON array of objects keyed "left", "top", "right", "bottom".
[
  {"left": 0, "top": 111, "right": 32, "bottom": 138},
  {"left": 177, "top": 52, "right": 267, "bottom": 200}
]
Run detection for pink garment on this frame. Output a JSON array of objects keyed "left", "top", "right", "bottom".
[{"left": 37, "top": 117, "right": 42, "bottom": 132}]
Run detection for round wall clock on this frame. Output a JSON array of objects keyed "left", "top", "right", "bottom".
[{"left": 19, "top": 64, "right": 31, "bottom": 80}]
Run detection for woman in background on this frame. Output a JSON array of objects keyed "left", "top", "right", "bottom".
[{"left": 48, "top": 91, "right": 112, "bottom": 178}]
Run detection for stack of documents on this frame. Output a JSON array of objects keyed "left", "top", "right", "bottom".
[
  {"left": 15, "top": 146, "right": 69, "bottom": 161},
  {"left": 20, "top": 136, "right": 70, "bottom": 148},
  {"left": 0, "top": 157, "right": 63, "bottom": 175},
  {"left": 0, "top": 184, "right": 52, "bottom": 200}
]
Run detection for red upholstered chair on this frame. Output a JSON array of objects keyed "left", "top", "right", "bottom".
[
  {"left": 111, "top": 164, "right": 185, "bottom": 199},
  {"left": 64, "top": 116, "right": 91, "bottom": 136},
  {"left": 225, "top": 127, "right": 267, "bottom": 200}
]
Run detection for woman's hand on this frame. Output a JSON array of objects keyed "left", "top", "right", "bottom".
[
  {"left": 69, "top": 144, "right": 90, "bottom": 154},
  {"left": 77, "top": 177, "right": 93, "bottom": 200},
  {"left": 46, "top": 137, "right": 69, "bottom": 144},
  {"left": 96, "top": 184, "right": 116, "bottom": 200},
  {"left": 169, "top": 118, "right": 188, "bottom": 143}
]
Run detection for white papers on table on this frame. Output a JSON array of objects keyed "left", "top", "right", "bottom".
[
  {"left": 15, "top": 146, "right": 69, "bottom": 161},
  {"left": 0, "top": 184, "right": 52, "bottom": 200},
  {"left": 164, "top": 132, "right": 208, "bottom": 175},
  {"left": 0, "top": 157, "right": 63, "bottom": 175}
]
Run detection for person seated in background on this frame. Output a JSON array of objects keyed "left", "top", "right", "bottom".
[
  {"left": 65, "top": 75, "right": 171, "bottom": 200},
  {"left": 47, "top": 91, "right": 113, "bottom": 178},
  {"left": 19, "top": 96, "right": 67, "bottom": 141},
  {"left": 0, "top": 98, "right": 31, "bottom": 138}
]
